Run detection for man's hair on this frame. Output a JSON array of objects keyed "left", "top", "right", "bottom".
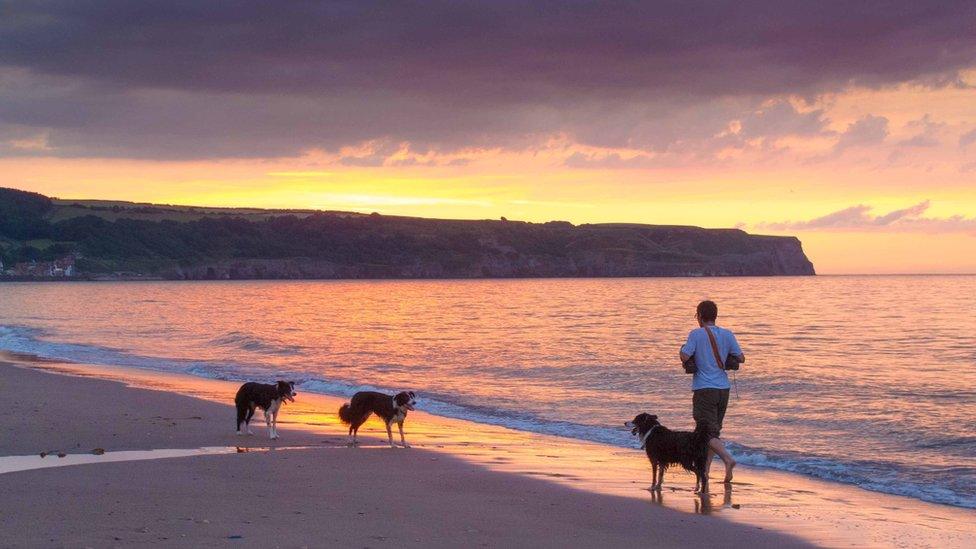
[{"left": 696, "top": 300, "right": 718, "bottom": 323}]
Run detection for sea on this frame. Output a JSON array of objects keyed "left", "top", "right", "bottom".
[{"left": 1, "top": 276, "right": 974, "bottom": 509}]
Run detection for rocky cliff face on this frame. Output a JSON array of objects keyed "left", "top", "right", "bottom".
[{"left": 164, "top": 222, "right": 815, "bottom": 279}]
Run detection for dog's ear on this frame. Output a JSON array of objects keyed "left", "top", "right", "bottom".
[{"left": 648, "top": 415, "right": 658, "bottom": 421}]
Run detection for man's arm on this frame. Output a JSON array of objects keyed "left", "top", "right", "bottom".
[
  {"left": 680, "top": 330, "right": 696, "bottom": 363},
  {"left": 730, "top": 333, "right": 745, "bottom": 362}
]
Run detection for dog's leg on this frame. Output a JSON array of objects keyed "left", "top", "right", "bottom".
[
  {"left": 269, "top": 401, "right": 280, "bottom": 440},
  {"left": 652, "top": 460, "right": 663, "bottom": 490},
  {"left": 264, "top": 408, "right": 274, "bottom": 440},
  {"left": 236, "top": 403, "right": 246, "bottom": 435},
  {"left": 350, "top": 412, "right": 370, "bottom": 446},
  {"left": 246, "top": 405, "right": 256, "bottom": 435},
  {"left": 385, "top": 421, "right": 395, "bottom": 448},
  {"left": 350, "top": 414, "right": 367, "bottom": 446},
  {"left": 397, "top": 421, "right": 409, "bottom": 448},
  {"left": 650, "top": 462, "right": 658, "bottom": 491}
]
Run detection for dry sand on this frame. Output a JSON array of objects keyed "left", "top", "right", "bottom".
[{"left": 1, "top": 357, "right": 974, "bottom": 548}]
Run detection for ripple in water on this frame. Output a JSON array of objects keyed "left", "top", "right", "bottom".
[{"left": 1, "top": 276, "right": 974, "bottom": 508}]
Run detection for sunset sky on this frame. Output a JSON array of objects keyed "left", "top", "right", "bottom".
[{"left": 2, "top": 2, "right": 975, "bottom": 274}]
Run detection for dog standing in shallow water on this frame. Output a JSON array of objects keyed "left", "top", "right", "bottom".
[
  {"left": 625, "top": 413, "right": 711, "bottom": 493},
  {"left": 235, "top": 381, "right": 296, "bottom": 439},
  {"left": 338, "top": 391, "right": 416, "bottom": 448}
]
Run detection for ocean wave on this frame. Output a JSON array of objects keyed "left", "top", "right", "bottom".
[
  {"left": 728, "top": 445, "right": 976, "bottom": 509},
  {"left": 0, "top": 324, "right": 268, "bottom": 381},
  {"left": 1, "top": 323, "right": 973, "bottom": 509},
  {"left": 209, "top": 331, "right": 303, "bottom": 356}
]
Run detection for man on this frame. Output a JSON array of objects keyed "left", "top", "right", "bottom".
[{"left": 679, "top": 300, "right": 743, "bottom": 484}]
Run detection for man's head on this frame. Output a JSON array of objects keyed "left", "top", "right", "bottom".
[{"left": 696, "top": 300, "right": 718, "bottom": 325}]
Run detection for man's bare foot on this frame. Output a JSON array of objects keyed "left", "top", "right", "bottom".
[{"left": 723, "top": 459, "right": 737, "bottom": 483}]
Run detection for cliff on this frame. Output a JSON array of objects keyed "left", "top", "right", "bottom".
[{"left": 0, "top": 187, "right": 815, "bottom": 279}]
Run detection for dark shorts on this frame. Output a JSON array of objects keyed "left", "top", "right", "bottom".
[{"left": 693, "top": 388, "right": 730, "bottom": 440}]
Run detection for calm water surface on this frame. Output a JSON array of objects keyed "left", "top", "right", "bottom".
[{"left": 1, "top": 276, "right": 974, "bottom": 507}]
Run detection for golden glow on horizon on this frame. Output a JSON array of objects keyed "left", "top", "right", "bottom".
[{"left": 3, "top": 81, "right": 975, "bottom": 274}]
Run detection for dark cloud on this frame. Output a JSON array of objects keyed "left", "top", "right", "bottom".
[
  {"left": 832, "top": 115, "right": 890, "bottom": 154},
  {"left": 960, "top": 129, "right": 976, "bottom": 148},
  {"left": 898, "top": 134, "right": 941, "bottom": 148},
  {"left": 897, "top": 115, "right": 943, "bottom": 148},
  {"left": 338, "top": 141, "right": 402, "bottom": 167},
  {"left": 737, "top": 102, "right": 830, "bottom": 139},
  {"left": 1, "top": 1, "right": 975, "bottom": 159},
  {"left": 564, "top": 151, "right": 657, "bottom": 169},
  {"left": 756, "top": 200, "right": 976, "bottom": 233}
]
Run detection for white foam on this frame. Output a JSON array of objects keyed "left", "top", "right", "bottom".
[{"left": 2, "top": 323, "right": 974, "bottom": 509}]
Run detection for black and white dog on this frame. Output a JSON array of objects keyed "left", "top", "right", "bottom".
[
  {"left": 625, "top": 413, "right": 710, "bottom": 493},
  {"left": 235, "top": 380, "right": 296, "bottom": 439},
  {"left": 338, "top": 391, "right": 416, "bottom": 448}
]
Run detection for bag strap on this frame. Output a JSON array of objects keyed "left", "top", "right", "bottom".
[{"left": 703, "top": 326, "right": 725, "bottom": 368}]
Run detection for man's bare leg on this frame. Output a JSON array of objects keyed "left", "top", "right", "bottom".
[{"left": 708, "top": 438, "right": 736, "bottom": 483}]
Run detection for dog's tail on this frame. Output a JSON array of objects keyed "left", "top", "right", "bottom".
[{"left": 338, "top": 403, "right": 354, "bottom": 424}]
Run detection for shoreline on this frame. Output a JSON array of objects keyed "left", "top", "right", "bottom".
[
  {"left": 1, "top": 356, "right": 807, "bottom": 548},
  {"left": 0, "top": 325, "right": 969, "bottom": 510},
  {"left": 2, "top": 353, "right": 974, "bottom": 547},
  {"left": 0, "top": 272, "right": 816, "bottom": 283}
]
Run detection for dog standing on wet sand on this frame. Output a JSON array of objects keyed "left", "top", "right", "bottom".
[
  {"left": 625, "top": 412, "right": 711, "bottom": 493},
  {"left": 235, "top": 380, "right": 296, "bottom": 439},
  {"left": 338, "top": 390, "right": 416, "bottom": 448}
]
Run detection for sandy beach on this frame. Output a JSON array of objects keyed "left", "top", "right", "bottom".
[{"left": 1, "top": 355, "right": 974, "bottom": 548}]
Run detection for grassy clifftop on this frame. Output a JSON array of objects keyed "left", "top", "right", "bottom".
[{"left": 0, "top": 187, "right": 815, "bottom": 279}]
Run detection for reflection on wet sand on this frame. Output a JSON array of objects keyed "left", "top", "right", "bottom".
[
  {"left": 693, "top": 485, "right": 734, "bottom": 515},
  {"left": 644, "top": 483, "right": 733, "bottom": 515},
  {"left": 6, "top": 353, "right": 975, "bottom": 549}
]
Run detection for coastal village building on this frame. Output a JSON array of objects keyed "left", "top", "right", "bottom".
[{"left": 3, "top": 255, "right": 77, "bottom": 278}]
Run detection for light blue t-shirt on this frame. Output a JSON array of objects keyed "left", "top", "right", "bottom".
[{"left": 681, "top": 325, "right": 742, "bottom": 391}]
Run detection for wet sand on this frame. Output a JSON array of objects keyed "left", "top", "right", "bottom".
[{"left": 1, "top": 354, "right": 974, "bottom": 547}]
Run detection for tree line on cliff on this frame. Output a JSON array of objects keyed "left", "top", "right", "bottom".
[{"left": 0, "top": 187, "right": 815, "bottom": 278}]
